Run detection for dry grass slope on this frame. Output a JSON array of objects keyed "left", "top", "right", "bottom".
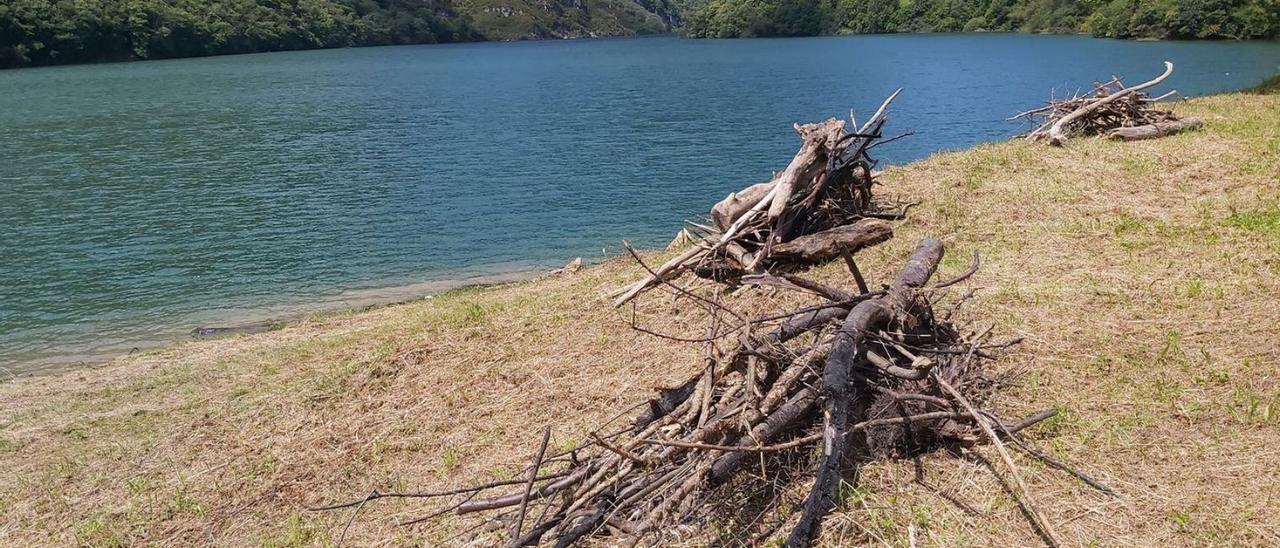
[{"left": 0, "top": 93, "right": 1277, "bottom": 547}]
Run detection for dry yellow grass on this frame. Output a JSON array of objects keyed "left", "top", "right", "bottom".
[{"left": 1, "top": 92, "right": 1277, "bottom": 547}]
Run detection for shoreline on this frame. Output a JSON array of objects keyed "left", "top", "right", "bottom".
[
  {"left": 3, "top": 265, "right": 557, "bottom": 379},
  {"left": 7, "top": 32, "right": 1278, "bottom": 72}
]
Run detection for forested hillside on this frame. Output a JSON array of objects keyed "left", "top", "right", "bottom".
[
  {"left": 1, "top": 0, "right": 1276, "bottom": 69},
  {"left": 454, "top": 0, "right": 681, "bottom": 40},
  {"left": 0, "top": 0, "right": 678, "bottom": 68},
  {"left": 683, "top": 0, "right": 1280, "bottom": 39}
]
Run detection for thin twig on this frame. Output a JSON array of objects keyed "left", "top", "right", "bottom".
[
  {"left": 512, "top": 426, "right": 553, "bottom": 544},
  {"left": 931, "top": 251, "right": 980, "bottom": 289},
  {"left": 841, "top": 250, "right": 870, "bottom": 293},
  {"left": 934, "top": 372, "right": 1063, "bottom": 547},
  {"left": 307, "top": 471, "right": 573, "bottom": 511},
  {"left": 337, "top": 489, "right": 376, "bottom": 547},
  {"left": 988, "top": 415, "right": 1116, "bottom": 496}
]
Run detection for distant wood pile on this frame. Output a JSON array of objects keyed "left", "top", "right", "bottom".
[
  {"left": 315, "top": 93, "right": 1109, "bottom": 547},
  {"left": 1014, "top": 61, "right": 1201, "bottom": 146}
]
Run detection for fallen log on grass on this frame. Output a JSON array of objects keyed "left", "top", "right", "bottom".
[
  {"left": 1107, "top": 117, "right": 1202, "bottom": 141},
  {"left": 788, "top": 238, "right": 942, "bottom": 546},
  {"left": 769, "top": 218, "right": 894, "bottom": 264}
]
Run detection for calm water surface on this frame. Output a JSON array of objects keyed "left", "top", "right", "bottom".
[{"left": 2, "top": 34, "right": 1278, "bottom": 374}]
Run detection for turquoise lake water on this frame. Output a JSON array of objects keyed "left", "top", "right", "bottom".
[{"left": 2, "top": 34, "right": 1278, "bottom": 374}]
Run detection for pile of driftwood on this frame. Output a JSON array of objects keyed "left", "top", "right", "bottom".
[
  {"left": 314, "top": 97, "right": 1108, "bottom": 547},
  {"left": 612, "top": 91, "right": 910, "bottom": 307},
  {"left": 312, "top": 238, "right": 1105, "bottom": 546},
  {"left": 1014, "top": 61, "right": 1201, "bottom": 146}
]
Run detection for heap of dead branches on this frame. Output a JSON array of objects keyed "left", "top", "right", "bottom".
[
  {"left": 1014, "top": 61, "right": 1201, "bottom": 146},
  {"left": 314, "top": 97, "right": 1112, "bottom": 548},
  {"left": 314, "top": 240, "right": 1109, "bottom": 547},
  {"left": 612, "top": 90, "right": 911, "bottom": 307}
]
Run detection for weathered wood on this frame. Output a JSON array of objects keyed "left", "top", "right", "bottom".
[
  {"left": 664, "top": 229, "right": 694, "bottom": 251},
  {"left": 614, "top": 183, "right": 780, "bottom": 307},
  {"left": 511, "top": 426, "right": 553, "bottom": 544},
  {"left": 631, "top": 374, "right": 703, "bottom": 433},
  {"left": 787, "top": 239, "right": 943, "bottom": 548},
  {"left": 614, "top": 93, "right": 903, "bottom": 306},
  {"left": 768, "top": 119, "right": 847, "bottom": 221},
  {"left": 317, "top": 230, "right": 1082, "bottom": 546},
  {"left": 1047, "top": 61, "right": 1174, "bottom": 146},
  {"left": 769, "top": 219, "right": 893, "bottom": 264},
  {"left": 708, "top": 387, "right": 819, "bottom": 484},
  {"left": 1107, "top": 117, "right": 1201, "bottom": 141},
  {"left": 856, "top": 89, "right": 901, "bottom": 135},
  {"left": 454, "top": 469, "right": 590, "bottom": 515},
  {"left": 710, "top": 181, "right": 773, "bottom": 231}
]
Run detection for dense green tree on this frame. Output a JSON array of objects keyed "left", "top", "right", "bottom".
[
  {"left": 2, "top": 0, "right": 1276, "bottom": 69},
  {"left": 684, "top": 0, "right": 1280, "bottom": 39},
  {"left": 835, "top": 0, "right": 898, "bottom": 33},
  {"left": 0, "top": 0, "right": 668, "bottom": 68},
  {"left": 684, "top": 0, "right": 834, "bottom": 37}
]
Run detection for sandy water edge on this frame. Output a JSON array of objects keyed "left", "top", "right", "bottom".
[{"left": 2, "top": 263, "right": 566, "bottom": 379}]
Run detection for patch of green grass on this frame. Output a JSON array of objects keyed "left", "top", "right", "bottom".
[
  {"left": 1192, "top": 369, "right": 1231, "bottom": 387},
  {"left": 74, "top": 514, "right": 126, "bottom": 548},
  {"left": 52, "top": 455, "right": 85, "bottom": 479},
  {"left": 307, "top": 359, "right": 362, "bottom": 402},
  {"left": 366, "top": 436, "right": 387, "bottom": 465},
  {"left": 835, "top": 481, "right": 866, "bottom": 511},
  {"left": 1184, "top": 278, "right": 1205, "bottom": 299},
  {"left": 911, "top": 504, "right": 932, "bottom": 528},
  {"left": 0, "top": 434, "right": 19, "bottom": 453},
  {"left": 1229, "top": 384, "right": 1278, "bottom": 426},
  {"left": 125, "top": 476, "right": 148, "bottom": 497},
  {"left": 167, "top": 481, "right": 206, "bottom": 518},
  {"left": 1113, "top": 212, "right": 1146, "bottom": 235},
  {"left": 441, "top": 446, "right": 461, "bottom": 472},
  {"left": 443, "top": 300, "right": 489, "bottom": 328},
  {"left": 1035, "top": 406, "right": 1076, "bottom": 437},
  {"left": 1224, "top": 209, "right": 1280, "bottom": 240},
  {"left": 1121, "top": 154, "right": 1158, "bottom": 177},
  {"left": 262, "top": 513, "right": 328, "bottom": 548}
]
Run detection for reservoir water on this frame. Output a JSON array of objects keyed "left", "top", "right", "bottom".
[{"left": 2, "top": 34, "right": 1278, "bottom": 374}]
